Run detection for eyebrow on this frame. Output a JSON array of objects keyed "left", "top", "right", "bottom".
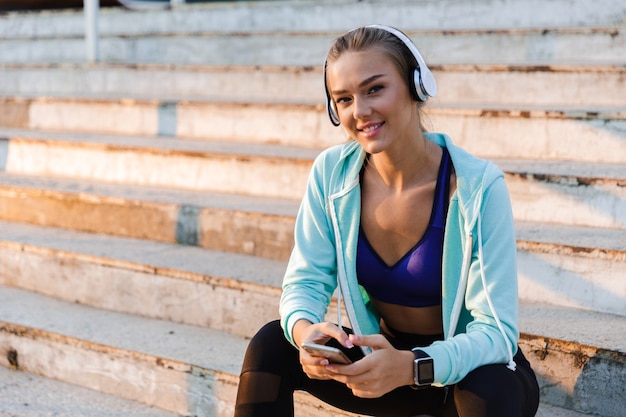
[{"left": 330, "top": 74, "right": 386, "bottom": 96}]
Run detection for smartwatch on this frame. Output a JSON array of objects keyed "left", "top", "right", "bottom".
[{"left": 411, "top": 349, "right": 434, "bottom": 387}]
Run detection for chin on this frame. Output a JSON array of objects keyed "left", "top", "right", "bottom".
[{"left": 361, "top": 142, "right": 387, "bottom": 155}]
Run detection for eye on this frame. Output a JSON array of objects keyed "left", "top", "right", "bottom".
[
  {"left": 367, "top": 85, "right": 384, "bottom": 94},
  {"left": 335, "top": 96, "right": 352, "bottom": 105}
]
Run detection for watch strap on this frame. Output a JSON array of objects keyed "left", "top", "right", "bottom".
[{"left": 412, "top": 349, "right": 430, "bottom": 360}]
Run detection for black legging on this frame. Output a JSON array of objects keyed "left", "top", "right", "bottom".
[{"left": 235, "top": 320, "right": 539, "bottom": 417}]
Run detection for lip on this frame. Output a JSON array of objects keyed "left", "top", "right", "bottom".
[{"left": 357, "top": 122, "right": 384, "bottom": 138}]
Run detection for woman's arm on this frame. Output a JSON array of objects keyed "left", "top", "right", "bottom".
[
  {"left": 279, "top": 153, "right": 340, "bottom": 346},
  {"left": 422, "top": 175, "right": 519, "bottom": 385}
]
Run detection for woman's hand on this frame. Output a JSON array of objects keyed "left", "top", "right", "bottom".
[
  {"left": 295, "top": 321, "right": 354, "bottom": 380},
  {"left": 325, "top": 334, "right": 415, "bottom": 398}
]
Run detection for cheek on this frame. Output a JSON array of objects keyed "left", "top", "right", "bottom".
[{"left": 337, "top": 107, "right": 355, "bottom": 127}]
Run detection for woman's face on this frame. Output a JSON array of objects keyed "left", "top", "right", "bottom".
[{"left": 326, "top": 48, "right": 419, "bottom": 155}]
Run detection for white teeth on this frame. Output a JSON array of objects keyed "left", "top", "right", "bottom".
[{"left": 363, "top": 123, "right": 382, "bottom": 132}]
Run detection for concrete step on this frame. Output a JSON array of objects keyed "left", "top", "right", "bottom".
[
  {"left": 0, "top": 270, "right": 622, "bottom": 416},
  {"left": 518, "top": 304, "right": 625, "bottom": 417},
  {"left": 1, "top": 63, "right": 624, "bottom": 108},
  {"left": 1, "top": 26, "right": 624, "bottom": 66},
  {"left": 1, "top": 95, "right": 625, "bottom": 163},
  {"left": 0, "top": 286, "right": 247, "bottom": 417},
  {"left": 0, "top": 1, "right": 623, "bottom": 66},
  {"left": 0, "top": 220, "right": 287, "bottom": 339},
  {"left": 1, "top": 209, "right": 624, "bottom": 320},
  {"left": 1, "top": 216, "right": 625, "bottom": 342},
  {"left": 1, "top": 129, "right": 624, "bottom": 230},
  {"left": 0, "top": 96, "right": 345, "bottom": 148},
  {"left": 0, "top": 170, "right": 624, "bottom": 316},
  {"left": 2, "top": 0, "right": 623, "bottom": 39},
  {"left": 428, "top": 107, "right": 626, "bottom": 164},
  {"left": 0, "top": 284, "right": 378, "bottom": 417},
  {"left": 500, "top": 160, "right": 626, "bottom": 230},
  {"left": 0, "top": 165, "right": 624, "bottom": 313},
  {"left": 0, "top": 365, "right": 182, "bottom": 417},
  {"left": 0, "top": 128, "right": 319, "bottom": 199},
  {"left": 0, "top": 370, "right": 607, "bottom": 417},
  {"left": 0, "top": 172, "right": 299, "bottom": 261},
  {"left": 515, "top": 222, "right": 625, "bottom": 317}
]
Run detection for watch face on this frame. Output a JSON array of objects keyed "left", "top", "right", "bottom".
[{"left": 418, "top": 359, "right": 434, "bottom": 383}]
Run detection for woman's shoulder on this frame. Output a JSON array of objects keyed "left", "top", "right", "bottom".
[
  {"left": 427, "top": 132, "right": 503, "bottom": 182},
  {"left": 430, "top": 133, "right": 511, "bottom": 228}
]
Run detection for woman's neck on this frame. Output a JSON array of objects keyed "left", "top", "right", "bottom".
[{"left": 367, "top": 133, "right": 441, "bottom": 192}]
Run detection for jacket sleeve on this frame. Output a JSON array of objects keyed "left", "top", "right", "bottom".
[
  {"left": 279, "top": 153, "right": 339, "bottom": 346},
  {"left": 423, "top": 175, "right": 520, "bottom": 385}
]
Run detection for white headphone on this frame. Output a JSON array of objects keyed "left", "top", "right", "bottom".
[{"left": 324, "top": 24, "right": 437, "bottom": 126}]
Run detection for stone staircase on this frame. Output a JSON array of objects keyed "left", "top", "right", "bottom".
[{"left": 0, "top": 1, "right": 624, "bottom": 416}]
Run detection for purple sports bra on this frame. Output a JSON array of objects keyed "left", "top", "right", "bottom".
[{"left": 356, "top": 147, "right": 452, "bottom": 307}]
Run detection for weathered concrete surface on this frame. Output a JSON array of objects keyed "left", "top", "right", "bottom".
[
  {"left": 0, "top": 321, "right": 241, "bottom": 417},
  {"left": 1, "top": 64, "right": 624, "bottom": 108},
  {"left": 1, "top": 134, "right": 315, "bottom": 200},
  {"left": 520, "top": 334, "right": 626, "bottom": 417},
  {"left": 1, "top": 96, "right": 625, "bottom": 162},
  {"left": 0, "top": 218, "right": 624, "bottom": 335},
  {"left": 1, "top": 129, "right": 624, "bottom": 228},
  {"left": 0, "top": 365, "right": 181, "bottom": 417},
  {"left": 503, "top": 167, "right": 626, "bottom": 230},
  {"left": 0, "top": 286, "right": 621, "bottom": 417},
  {"left": 1, "top": 0, "right": 624, "bottom": 39},
  {"left": 0, "top": 176, "right": 297, "bottom": 260},
  {"left": 0, "top": 242, "right": 284, "bottom": 339},
  {"left": 0, "top": 173, "right": 624, "bottom": 316},
  {"left": 1, "top": 0, "right": 624, "bottom": 66},
  {"left": 1, "top": 27, "right": 624, "bottom": 65},
  {"left": 516, "top": 223, "right": 626, "bottom": 317}
]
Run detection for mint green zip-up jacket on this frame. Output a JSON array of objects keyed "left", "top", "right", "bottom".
[{"left": 280, "top": 132, "right": 519, "bottom": 386}]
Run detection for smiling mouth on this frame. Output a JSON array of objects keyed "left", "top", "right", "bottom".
[{"left": 360, "top": 122, "right": 384, "bottom": 132}]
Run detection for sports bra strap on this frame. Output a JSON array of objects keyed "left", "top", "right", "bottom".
[{"left": 432, "top": 146, "right": 452, "bottom": 228}]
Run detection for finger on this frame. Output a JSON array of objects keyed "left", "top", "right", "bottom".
[
  {"left": 324, "top": 363, "right": 359, "bottom": 376},
  {"left": 349, "top": 333, "right": 389, "bottom": 350},
  {"left": 303, "top": 367, "right": 333, "bottom": 381},
  {"left": 330, "top": 365, "right": 372, "bottom": 383},
  {"left": 303, "top": 322, "right": 347, "bottom": 347},
  {"left": 315, "top": 322, "right": 353, "bottom": 348},
  {"left": 302, "top": 356, "right": 330, "bottom": 367},
  {"left": 301, "top": 361, "right": 337, "bottom": 380},
  {"left": 299, "top": 348, "right": 330, "bottom": 367},
  {"left": 347, "top": 378, "right": 387, "bottom": 398}
]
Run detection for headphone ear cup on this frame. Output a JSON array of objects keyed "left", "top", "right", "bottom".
[
  {"left": 324, "top": 61, "right": 341, "bottom": 126},
  {"left": 419, "top": 67, "right": 437, "bottom": 98},
  {"left": 412, "top": 67, "right": 437, "bottom": 102},
  {"left": 326, "top": 95, "right": 341, "bottom": 126},
  {"left": 412, "top": 69, "right": 427, "bottom": 102}
]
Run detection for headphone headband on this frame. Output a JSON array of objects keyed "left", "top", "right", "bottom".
[{"left": 324, "top": 24, "right": 437, "bottom": 126}]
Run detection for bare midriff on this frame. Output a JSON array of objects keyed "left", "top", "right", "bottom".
[{"left": 373, "top": 298, "right": 444, "bottom": 335}]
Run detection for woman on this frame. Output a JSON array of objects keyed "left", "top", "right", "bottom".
[{"left": 234, "top": 25, "right": 539, "bottom": 417}]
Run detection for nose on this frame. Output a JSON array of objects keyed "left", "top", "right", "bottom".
[{"left": 353, "top": 96, "right": 371, "bottom": 120}]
